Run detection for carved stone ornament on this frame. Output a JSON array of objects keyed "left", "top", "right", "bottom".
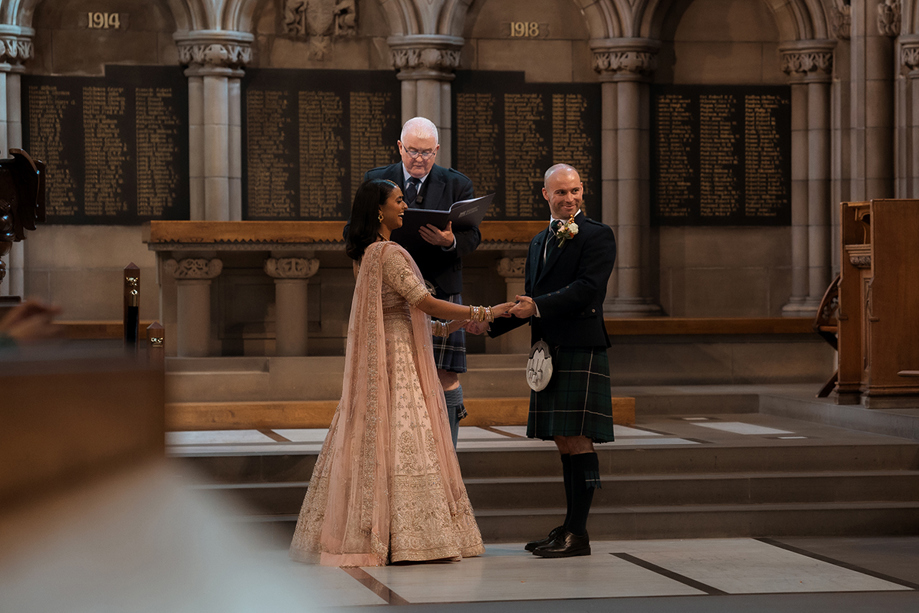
[
  {"left": 0, "top": 36, "right": 33, "bottom": 64},
  {"left": 178, "top": 42, "right": 252, "bottom": 69},
  {"left": 166, "top": 258, "right": 223, "bottom": 280},
  {"left": 903, "top": 44, "right": 919, "bottom": 73},
  {"left": 391, "top": 47, "right": 461, "bottom": 72},
  {"left": 831, "top": 1, "right": 852, "bottom": 40},
  {"left": 593, "top": 51, "right": 656, "bottom": 76},
  {"left": 264, "top": 257, "right": 320, "bottom": 279},
  {"left": 781, "top": 51, "right": 833, "bottom": 80},
  {"left": 877, "top": 0, "right": 901, "bottom": 37},
  {"left": 496, "top": 257, "right": 526, "bottom": 278},
  {"left": 283, "top": 0, "right": 357, "bottom": 61}
]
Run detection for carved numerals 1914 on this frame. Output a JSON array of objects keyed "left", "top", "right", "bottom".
[{"left": 85, "top": 12, "right": 124, "bottom": 29}]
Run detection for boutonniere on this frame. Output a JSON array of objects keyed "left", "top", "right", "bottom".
[{"left": 556, "top": 214, "right": 579, "bottom": 247}]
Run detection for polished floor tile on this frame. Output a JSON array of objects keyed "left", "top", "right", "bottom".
[
  {"left": 364, "top": 544, "right": 704, "bottom": 603},
  {"left": 688, "top": 422, "right": 793, "bottom": 436},
  {"left": 165, "top": 430, "right": 276, "bottom": 445}
]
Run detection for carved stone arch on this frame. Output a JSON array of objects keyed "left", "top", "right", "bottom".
[
  {"left": 637, "top": 0, "right": 830, "bottom": 42},
  {"left": 4, "top": 0, "right": 194, "bottom": 31}
]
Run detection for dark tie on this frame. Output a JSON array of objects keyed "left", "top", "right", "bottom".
[
  {"left": 545, "top": 220, "right": 562, "bottom": 259},
  {"left": 404, "top": 177, "right": 420, "bottom": 206}
]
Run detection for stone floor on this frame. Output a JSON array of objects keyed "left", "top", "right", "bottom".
[{"left": 6, "top": 388, "right": 919, "bottom": 612}]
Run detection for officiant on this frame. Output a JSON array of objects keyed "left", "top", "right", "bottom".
[{"left": 363, "top": 116, "right": 480, "bottom": 447}]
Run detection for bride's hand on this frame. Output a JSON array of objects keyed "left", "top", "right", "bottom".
[{"left": 489, "top": 302, "right": 515, "bottom": 318}]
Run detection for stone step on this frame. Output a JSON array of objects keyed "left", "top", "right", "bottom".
[
  {"left": 239, "top": 500, "right": 919, "bottom": 542},
  {"left": 173, "top": 442, "right": 919, "bottom": 484},
  {"left": 187, "top": 470, "right": 919, "bottom": 517}
]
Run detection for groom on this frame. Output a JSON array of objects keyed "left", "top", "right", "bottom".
[{"left": 482, "top": 163, "right": 616, "bottom": 557}]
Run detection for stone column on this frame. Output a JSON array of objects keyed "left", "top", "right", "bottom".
[
  {"left": 899, "top": 36, "right": 919, "bottom": 197},
  {"left": 264, "top": 256, "right": 319, "bottom": 356},
  {"left": 0, "top": 27, "right": 32, "bottom": 297},
  {"left": 496, "top": 256, "right": 529, "bottom": 354},
  {"left": 165, "top": 257, "right": 223, "bottom": 357},
  {"left": 780, "top": 41, "right": 835, "bottom": 315},
  {"left": 389, "top": 36, "right": 464, "bottom": 168},
  {"left": 591, "top": 39, "right": 661, "bottom": 316},
  {"left": 175, "top": 32, "right": 253, "bottom": 221}
]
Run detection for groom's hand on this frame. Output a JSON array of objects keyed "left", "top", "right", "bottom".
[{"left": 509, "top": 295, "right": 537, "bottom": 318}]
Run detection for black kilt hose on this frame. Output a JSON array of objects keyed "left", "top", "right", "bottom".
[{"left": 529, "top": 345, "right": 614, "bottom": 443}]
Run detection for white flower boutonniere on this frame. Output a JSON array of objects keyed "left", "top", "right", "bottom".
[{"left": 557, "top": 214, "right": 579, "bottom": 248}]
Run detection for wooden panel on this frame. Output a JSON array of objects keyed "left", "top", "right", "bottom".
[
  {"left": 1, "top": 356, "right": 165, "bottom": 508},
  {"left": 836, "top": 201, "right": 869, "bottom": 400},
  {"left": 144, "top": 220, "right": 546, "bottom": 245},
  {"left": 165, "top": 397, "right": 636, "bottom": 431},
  {"left": 61, "top": 320, "right": 156, "bottom": 340}
]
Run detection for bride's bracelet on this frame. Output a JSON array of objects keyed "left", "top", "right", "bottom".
[
  {"left": 468, "top": 305, "right": 497, "bottom": 323},
  {"left": 431, "top": 320, "right": 452, "bottom": 337}
]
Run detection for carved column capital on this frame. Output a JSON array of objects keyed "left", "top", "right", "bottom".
[
  {"left": 779, "top": 40, "right": 835, "bottom": 83},
  {"left": 264, "top": 257, "right": 320, "bottom": 279},
  {"left": 387, "top": 35, "right": 464, "bottom": 81},
  {"left": 174, "top": 30, "right": 255, "bottom": 77},
  {"left": 496, "top": 257, "right": 526, "bottom": 279},
  {"left": 0, "top": 25, "right": 35, "bottom": 72},
  {"left": 877, "top": 0, "right": 901, "bottom": 37},
  {"left": 590, "top": 38, "right": 660, "bottom": 82},
  {"left": 900, "top": 35, "right": 919, "bottom": 74},
  {"left": 165, "top": 257, "right": 223, "bottom": 280}
]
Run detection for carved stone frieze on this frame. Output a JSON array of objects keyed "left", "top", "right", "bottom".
[
  {"left": 387, "top": 35, "right": 465, "bottom": 79},
  {"left": 166, "top": 258, "right": 223, "bottom": 280},
  {"left": 593, "top": 51, "right": 656, "bottom": 77},
  {"left": 391, "top": 47, "right": 461, "bottom": 71},
  {"left": 902, "top": 39, "right": 919, "bottom": 73},
  {"left": 589, "top": 38, "right": 660, "bottom": 82},
  {"left": 283, "top": 0, "right": 357, "bottom": 61},
  {"left": 877, "top": 0, "right": 901, "bottom": 37},
  {"left": 0, "top": 36, "right": 33, "bottom": 64},
  {"left": 264, "top": 257, "right": 320, "bottom": 279},
  {"left": 780, "top": 49, "right": 833, "bottom": 82},
  {"left": 496, "top": 257, "right": 526, "bottom": 278},
  {"left": 178, "top": 42, "right": 252, "bottom": 69},
  {"left": 831, "top": 1, "right": 851, "bottom": 40}
]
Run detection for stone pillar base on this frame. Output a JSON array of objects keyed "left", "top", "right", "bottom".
[{"left": 781, "top": 299, "right": 820, "bottom": 317}]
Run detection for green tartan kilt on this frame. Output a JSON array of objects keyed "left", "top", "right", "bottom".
[{"left": 527, "top": 345, "right": 615, "bottom": 443}]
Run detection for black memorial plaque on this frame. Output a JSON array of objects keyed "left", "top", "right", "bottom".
[
  {"left": 241, "top": 69, "right": 401, "bottom": 220},
  {"left": 651, "top": 85, "right": 791, "bottom": 226},
  {"left": 22, "top": 65, "right": 189, "bottom": 224},
  {"left": 452, "top": 71, "right": 601, "bottom": 220}
]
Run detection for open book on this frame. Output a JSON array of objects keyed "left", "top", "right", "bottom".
[{"left": 391, "top": 193, "right": 494, "bottom": 249}]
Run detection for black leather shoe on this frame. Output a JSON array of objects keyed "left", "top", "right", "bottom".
[
  {"left": 532, "top": 529, "right": 590, "bottom": 558},
  {"left": 525, "top": 525, "right": 564, "bottom": 552}
]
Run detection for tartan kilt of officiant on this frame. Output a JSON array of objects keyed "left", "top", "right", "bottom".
[{"left": 527, "top": 344, "right": 615, "bottom": 443}]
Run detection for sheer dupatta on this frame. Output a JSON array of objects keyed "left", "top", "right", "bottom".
[{"left": 289, "top": 241, "right": 464, "bottom": 566}]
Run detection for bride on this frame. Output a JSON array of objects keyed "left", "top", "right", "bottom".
[{"left": 290, "top": 178, "right": 512, "bottom": 566}]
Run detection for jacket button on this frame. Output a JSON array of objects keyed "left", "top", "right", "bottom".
[{"left": 591, "top": 309, "right": 596, "bottom": 313}]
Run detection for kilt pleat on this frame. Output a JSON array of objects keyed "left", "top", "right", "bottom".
[
  {"left": 528, "top": 345, "right": 615, "bottom": 443},
  {"left": 430, "top": 290, "right": 467, "bottom": 373}
]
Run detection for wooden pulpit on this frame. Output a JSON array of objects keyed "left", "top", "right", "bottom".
[{"left": 836, "top": 199, "right": 919, "bottom": 406}]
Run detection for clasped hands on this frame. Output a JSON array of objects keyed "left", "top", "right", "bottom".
[{"left": 463, "top": 295, "right": 535, "bottom": 335}]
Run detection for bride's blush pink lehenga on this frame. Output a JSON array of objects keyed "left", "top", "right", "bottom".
[{"left": 289, "top": 241, "right": 485, "bottom": 567}]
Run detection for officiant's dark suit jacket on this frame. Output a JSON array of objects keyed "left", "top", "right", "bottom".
[
  {"left": 363, "top": 162, "right": 479, "bottom": 295},
  {"left": 489, "top": 211, "right": 616, "bottom": 348}
]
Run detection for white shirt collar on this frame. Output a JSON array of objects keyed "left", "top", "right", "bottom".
[{"left": 402, "top": 165, "right": 428, "bottom": 185}]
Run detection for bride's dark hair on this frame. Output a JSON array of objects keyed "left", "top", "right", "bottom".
[{"left": 345, "top": 179, "right": 398, "bottom": 261}]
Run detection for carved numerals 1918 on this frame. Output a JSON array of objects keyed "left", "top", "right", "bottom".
[{"left": 506, "top": 22, "right": 546, "bottom": 38}]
